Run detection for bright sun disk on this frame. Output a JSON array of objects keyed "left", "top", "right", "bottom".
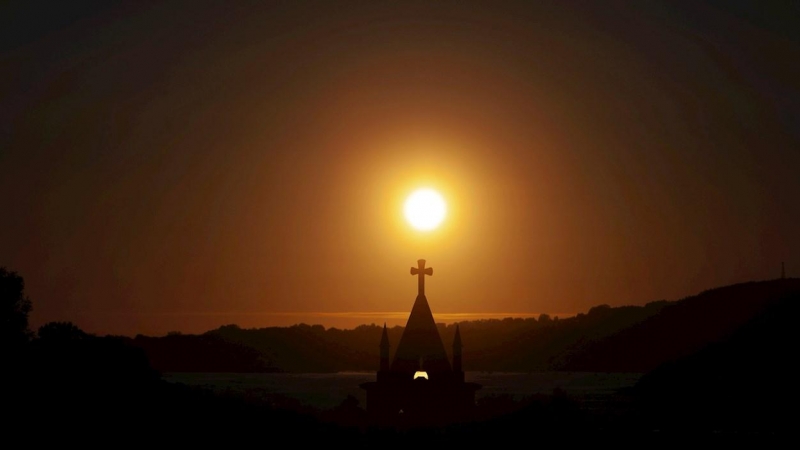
[{"left": 404, "top": 188, "right": 447, "bottom": 231}]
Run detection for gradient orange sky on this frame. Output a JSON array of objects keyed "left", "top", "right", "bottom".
[{"left": 2, "top": 1, "right": 799, "bottom": 335}]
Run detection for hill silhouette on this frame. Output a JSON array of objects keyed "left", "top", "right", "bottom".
[
  {"left": 133, "top": 323, "right": 395, "bottom": 372},
  {"left": 553, "top": 278, "right": 800, "bottom": 372},
  {"left": 129, "top": 303, "right": 671, "bottom": 373},
  {"left": 634, "top": 285, "right": 798, "bottom": 433},
  {"left": 127, "top": 279, "right": 799, "bottom": 374}
]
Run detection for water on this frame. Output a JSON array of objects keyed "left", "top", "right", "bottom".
[{"left": 163, "top": 372, "right": 642, "bottom": 410}]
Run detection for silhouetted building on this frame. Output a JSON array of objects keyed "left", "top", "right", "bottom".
[{"left": 360, "top": 259, "right": 481, "bottom": 423}]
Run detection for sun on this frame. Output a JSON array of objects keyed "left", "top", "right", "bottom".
[{"left": 404, "top": 188, "right": 447, "bottom": 231}]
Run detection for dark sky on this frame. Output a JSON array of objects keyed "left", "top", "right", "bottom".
[{"left": 2, "top": 0, "right": 799, "bottom": 336}]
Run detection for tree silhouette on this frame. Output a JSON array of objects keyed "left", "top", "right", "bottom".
[
  {"left": 1, "top": 267, "right": 33, "bottom": 350},
  {"left": 537, "top": 313, "right": 552, "bottom": 323},
  {"left": 38, "top": 321, "right": 90, "bottom": 341}
]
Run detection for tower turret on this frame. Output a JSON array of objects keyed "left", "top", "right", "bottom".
[
  {"left": 453, "top": 324, "right": 463, "bottom": 381},
  {"left": 379, "top": 323, "right": 390, "bottom": 372}
]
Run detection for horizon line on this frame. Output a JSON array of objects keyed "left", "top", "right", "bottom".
[{"left": 74, "top": 311, "right": 576, "bottom": 320}]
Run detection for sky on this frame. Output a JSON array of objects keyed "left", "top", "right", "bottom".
[{"left": 1, "top": 0, "right": 799, "bottom": 336}]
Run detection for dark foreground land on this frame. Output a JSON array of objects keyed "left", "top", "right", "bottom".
[{"left": 3, "top": 362, "right": 787, "bottom": 446}]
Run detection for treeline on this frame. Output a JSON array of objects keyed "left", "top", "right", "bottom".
[
  {"left": 131, "top": 300, "right": 671, "bottom": 373},
  {"left": 131, "top": 278, "right": 800, "bottom": 374},
  {"left": 554, "top": 279, "right": 800, "bottom": 372}
]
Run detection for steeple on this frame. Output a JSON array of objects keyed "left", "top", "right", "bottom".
[
  {"left": 391, "top": 293, "right": 452, "bottom": 375},
  {"left": 391, "top": 260, "right": 452, "bottom": 376},
  {"left": 453, "top": 324, "right": 463, "bottom": 377},
  {"left": 359, "top": 259, "right": 482, "bottom": 421}
]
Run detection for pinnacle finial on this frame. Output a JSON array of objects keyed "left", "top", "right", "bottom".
[{"left": 380, "top": 322, "right": 390, "bottom": 348}]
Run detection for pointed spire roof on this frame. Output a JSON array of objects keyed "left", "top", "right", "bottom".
[
  {"left": 453, "top": 324, "right": 462, "bottom": 348},
  {"left": 380, "top": 323, "right": 390, "bottom": 348},
  {"left": 391, "top": 294, "right": 452, "bottom": 375}
]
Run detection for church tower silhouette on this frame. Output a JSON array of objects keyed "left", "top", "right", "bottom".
[{"left": 360, "top": 259, "right": 481, "bottom": 423}]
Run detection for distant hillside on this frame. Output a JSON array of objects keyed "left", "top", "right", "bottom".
[
  {"left": 553, "top": 279, "right": 800, "bottom": 372},
  {"left": 130, "top": 279, "right": 799, "bottom": 373},
  {"left": 634, "top": 286, "right": 799, "bottom": 432},
  {"left": 133, "top": 323, "right": 396, "bottom": 373},
  {"left": 450, "top": 300, "right": 670, "bottom": 371},
  {"left": 130, "top": 298, "right": 671, "bottom": 373}
]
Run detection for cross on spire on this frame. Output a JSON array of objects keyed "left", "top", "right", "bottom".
[{"left": 410, "top": 259, "right": 433, "bottom": 296}]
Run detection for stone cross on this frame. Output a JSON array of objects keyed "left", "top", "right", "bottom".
[{"left": 410, "top": 259, "right": 433, "bottom": 296}]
